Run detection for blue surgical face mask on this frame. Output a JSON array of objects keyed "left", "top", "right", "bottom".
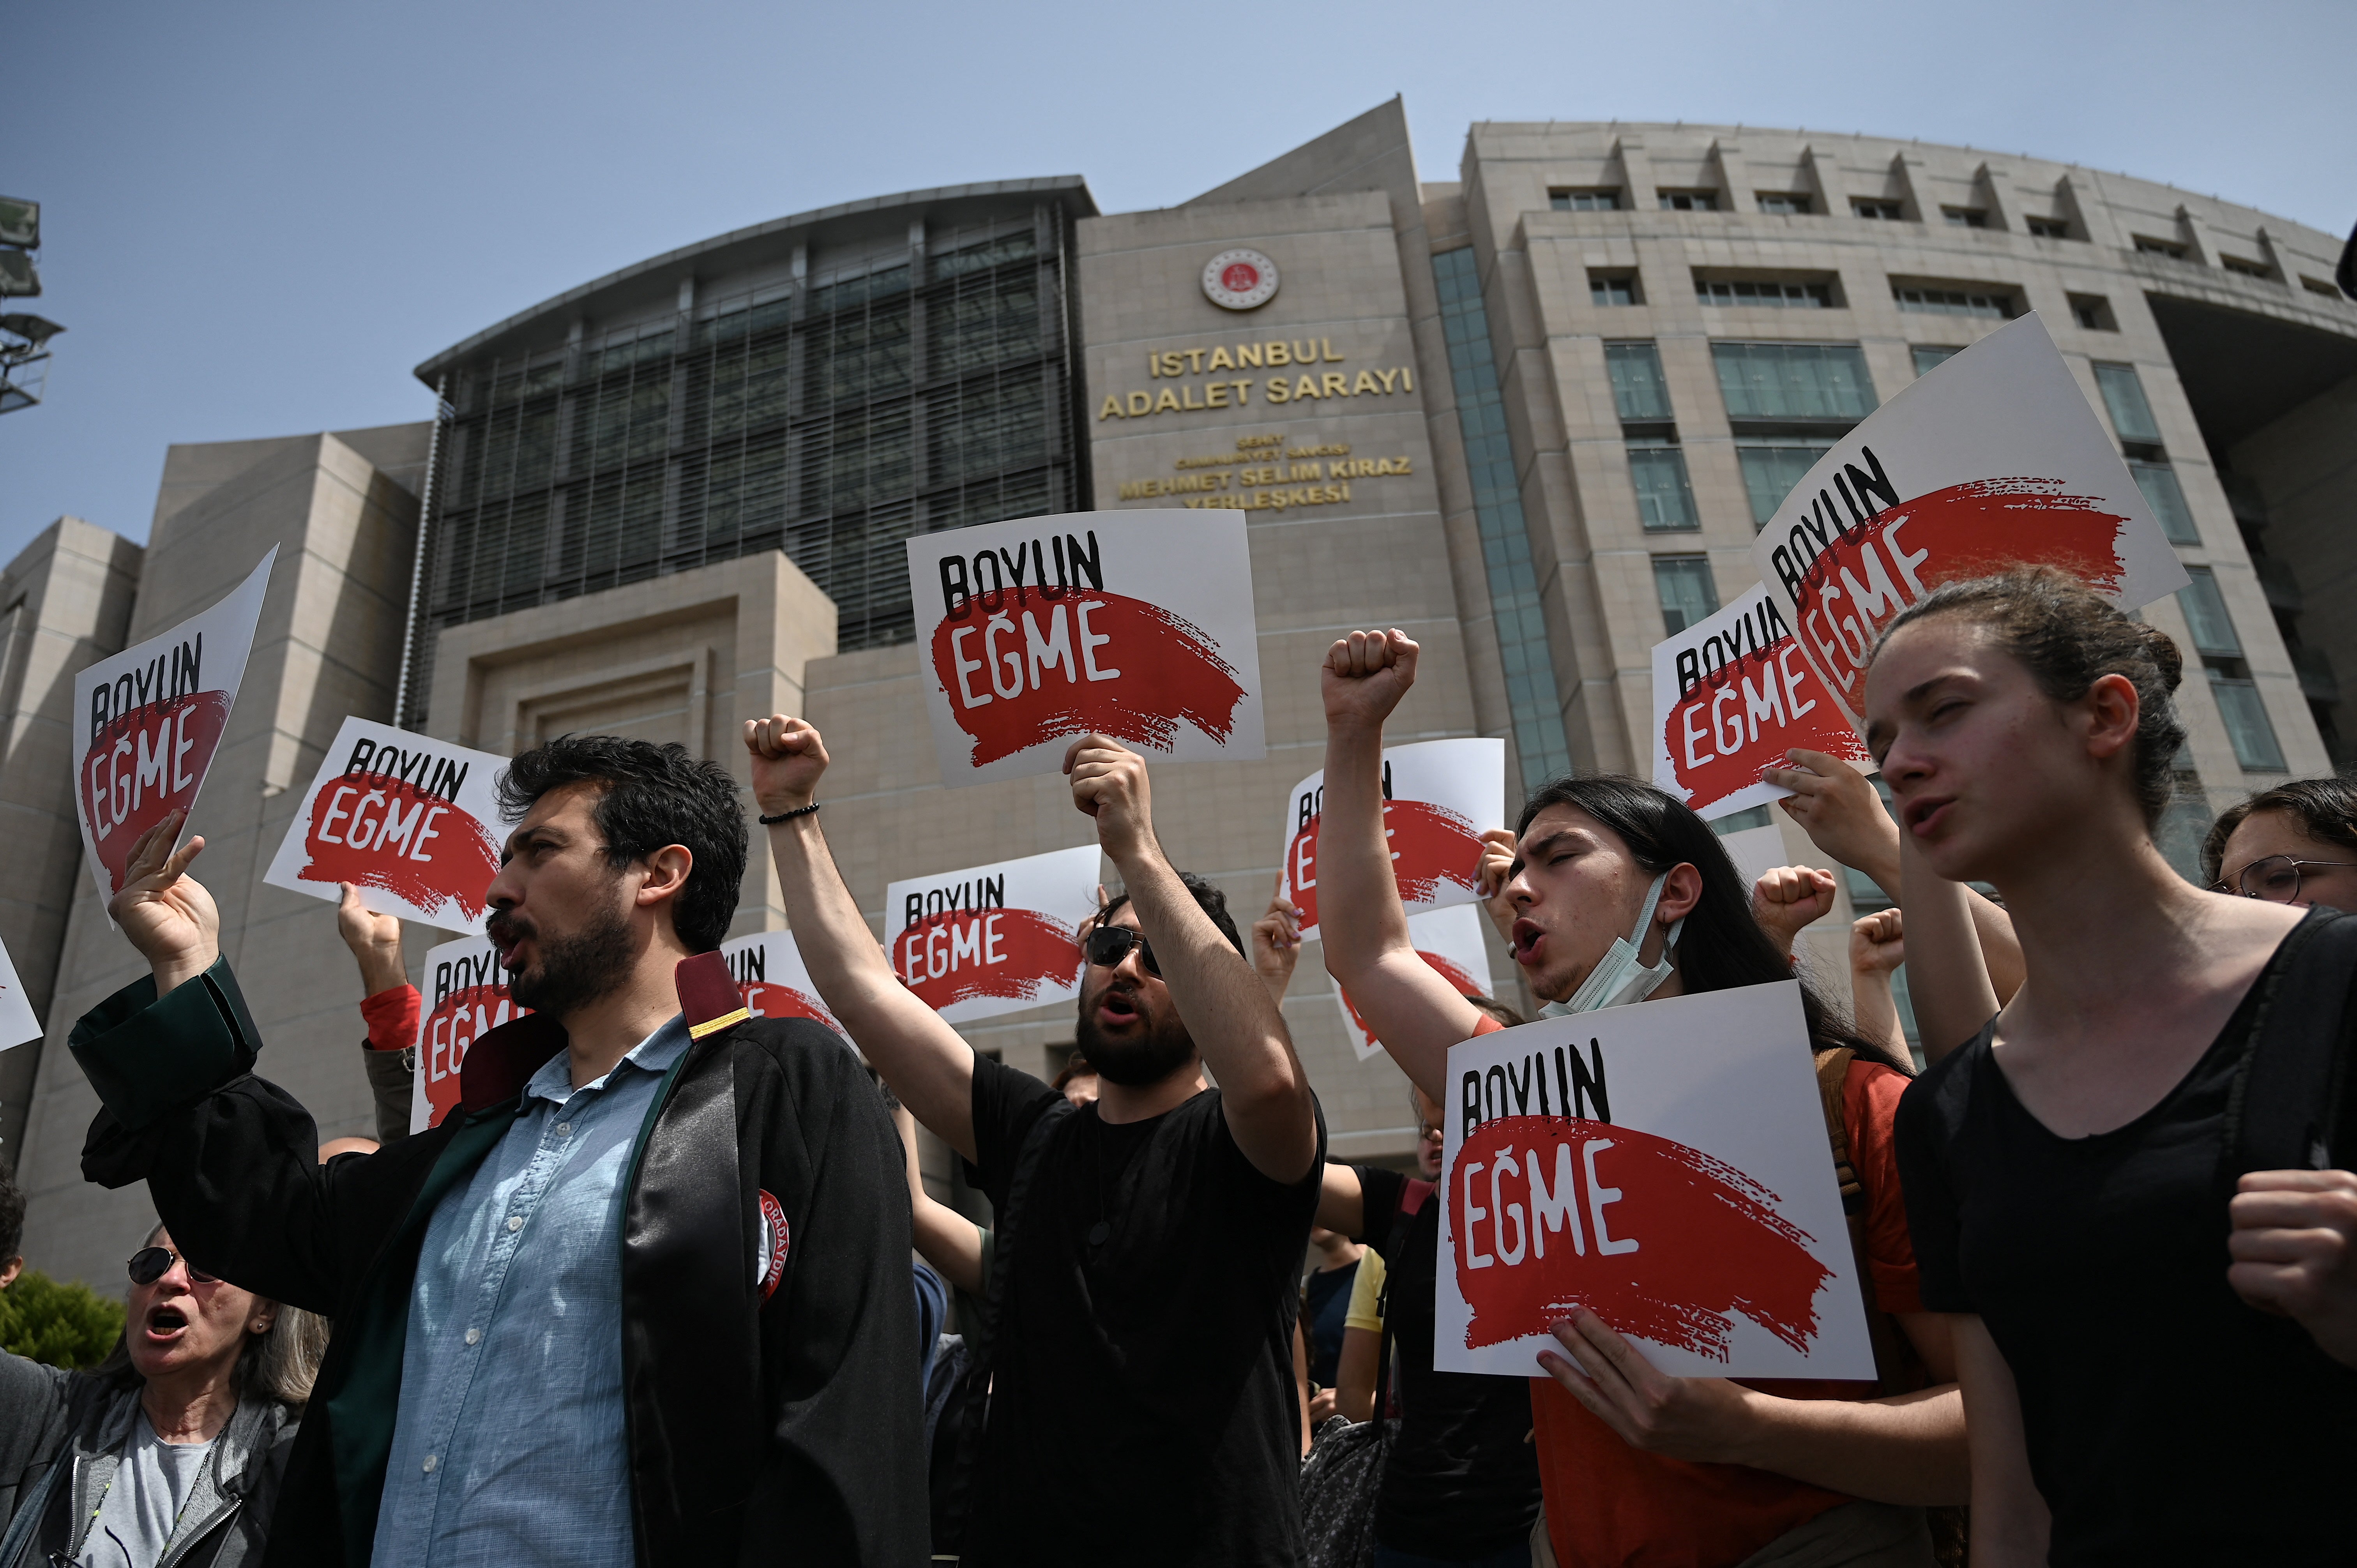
[{"left": 1540, "top": 872, "right": 1683, "bottom": 1017}]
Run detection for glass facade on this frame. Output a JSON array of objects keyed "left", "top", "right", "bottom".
[
  {"left": 1628, "top": 440, "right": 1700, "bottom": 531},
  {"left": 1604, "top": 342, "right": 1671, "bottom": 421},
  {"left": 2177, "top": 568, "right": 2240, "bottom": 655},
  {"left": 2130, "top": 460, "right": 2200, "bottom": 545},
  {"left": 1893, "top": 286, "right": 2015, "bottom": 318},
  {"left": 1652, "top": 556, "right": 1719, "bottom": 636},
  {"left": 406, "top": 203, "right": 1083, "bottom": 726},
  {"left": 1698, "top": 279, "right": 1831, "bottom": 308},
  {"left": 1737, "top": 441, "right": 1832, "bottom": 526},
  {"left": 1712, "top": 342, "right": 1877, "bottom": 422},
  {"left": 2094, "top": 363, "right": 2164, "bottom": 443},
  {"left": 1911, "top": 345, "right": 1959, "bottom": 376},
  {"left": 1433, "top": 247, "right": 1572, "bottom": 789}
]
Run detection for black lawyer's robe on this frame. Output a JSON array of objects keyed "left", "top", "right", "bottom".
[{"left": 72, "top": 951, "right": 926, "bottom": 1568}]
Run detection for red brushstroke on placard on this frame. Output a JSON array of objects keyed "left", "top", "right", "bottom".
[
  {"left": 1453, "top": 1114, "right": 1830, "bottom": 1360},
  {"left": 928, "top": 592, "right": 1246, "bottom": 766},
  {"left": 1343, "top": 949, "right": 1483, "bottom": 1051},
  {"left": 742, "top": 980, "right": 840, "bottom": 1035},
  {"left": 296, "top": 776, "right": 501, "bottom": 924},
  {"left": 1663, "top": 641, "right": 1871, "bottom": 810},
  {"left": 1789, "top": 477, "right": 2130, "bottom": 704},
  {"left": 80, "top": 692, "right": 233, "bottom": 895},
  {"left": 893, "top": 906, "right": 1083, "bottom": 1012},
  {"left": 1286, "top": 800, "right": 1485, "bottom": 931},
  {"left": 417, "top": 984, "right": 528, "bottom": 1130}
]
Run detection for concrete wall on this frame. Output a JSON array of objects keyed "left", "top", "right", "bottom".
[
  {"left": 2235, "top": 373, "right": 2357, "bottom": 747},
  {"left": 0, "top": 517, "right": 144, "bottom": 1167},
  {"left": 15, "top": 427, "right": 426, "bottom": 1286}
]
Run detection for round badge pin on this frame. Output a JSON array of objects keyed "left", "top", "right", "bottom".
[{"left": 1202, "top": 248, "right": 1279, "bottom": 311}]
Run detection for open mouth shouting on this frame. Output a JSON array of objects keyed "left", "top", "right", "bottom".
[
  {"left": 1902, "top": 795, "right": 1955, "bottom": 837},
  {"left": 143, "top": 1302, "right": 191, "bottom": 1348},
  {"left": 1096, "top": 986, "right": 1143, "bottom": 1031},
  {"left": 1510, "top": 916, "right": 1547, "bottom": 969}
]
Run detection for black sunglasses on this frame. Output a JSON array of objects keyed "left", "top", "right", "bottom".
[
  {"left": 128, "top": 1246, "right": 219, "bottom": 1287},
  {"left": 1085, "top": 925, "right": 1160, "bottom": 978}
]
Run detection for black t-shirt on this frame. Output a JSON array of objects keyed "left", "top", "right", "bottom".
[
  {"left": 1897, "top": 913, "right": 2357, "bottom": 1566},
  {"left": 1304, "top": 1260, "right": 1357, "bottom": 1387},
  {"left": 1353, "top": 1164, "right": 1542, "bottom": 1559},
  {"left": 966, "top": 1056, "right": 1326, "bottom": 1568}
]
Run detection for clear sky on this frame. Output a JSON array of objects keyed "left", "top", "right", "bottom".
[{"left": 4, "top": 0, "right": 2350, "bottom": 565}]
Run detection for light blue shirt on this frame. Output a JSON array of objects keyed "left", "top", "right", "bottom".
[{"left": 374, "top": 1014, "right": 691, "bottom": 1568}]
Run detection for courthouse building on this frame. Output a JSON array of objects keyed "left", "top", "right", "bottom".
[{"left": 8, "top": 100, "right": 2354, "bottom": 1284}]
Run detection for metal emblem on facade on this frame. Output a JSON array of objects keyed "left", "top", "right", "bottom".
[{"left": 1202, "top": 249, "right": 1279, "bottom": 311}]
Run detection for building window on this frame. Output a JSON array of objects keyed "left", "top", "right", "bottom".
[
  {"left": 2070, "top": 294, "right": 2117, "bottom": 331},
  {"left": 1712, "top": 342, "right": 1878, "bottom": 422},
  {"left": 1431, "top": 247, "right": 1572, "bottom": 790},
  {"left": 2134, "top": 235, "right": 2190, "bottom": 260},
  {"left": 1629, "top": 440, "right": 1700, "bottom": 531},
  {"left": 1654, "top": 556, "right": 1721, "bottom": 635},
  {"left": 2212, "top": 675, "right": 2288, "bottom": 771},
  {"left": 2026, "top": 215, "right": 2072, "bottom": 240},
  {"left": 1757, "top": 193, "right": 1811, "bottom": 215},
  {"left": 2093, "top": 362, "right": 2164, "bottom": 445},
  {"left": 1659, "top": 190, "right": 1718, "bottom": 212},
  {"left": 1852, "top": 199, "right": 1904, "bottom": 221},
  {"left": 1942, "top": 207, "right": 1988, "bottom": 229},
  {"left": 1698, "top": 278, "right": 1833, "bottom": 309},
  {"left": 2129, "top": 460, "right": 2201, "bottom": 545},
  {"left": 1737, "top": 441, "right": 1833, "bottom": 527},
  {"left": 2177, "top": 567, "right": 2240, "bottom": 657},
  {"left": 1604, "top": 341, "right": 1672, "bottom": 422},
  {"left": 1912, "top": 345, "right": 1960, "bottom": 376},
  {"left": 1590, "top": 272, "right": 1642, "bottom": 307},
  {"left": 1551, "top": 189, "right": 1621, "bottom": 211},
  {"left": 2303, "top": 275, "right": 2347, "bottom": 299},
  {"left": 1893, "top": 285, "right": 2017, "bottom": 318},
  {"left": 2221, "top": 255, "right": 2274, "bottom": 280}
]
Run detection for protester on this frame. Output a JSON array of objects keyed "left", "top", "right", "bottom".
[
  {"left": 2203, "top": 775, "right": 2357, "bottom": 909},
  {"left": 1314, "top": 1061, "right": 1544, "bottom": 1568},
  {"left": 1252, "top": 886, "right": 1305, "bottom": 1003},
  {"left": 0, "top": 1221, "right": 321, "bottom": 1567},
  {"left": 1848, "top": 909, "right": 1909, "bottom": 1060},
  {"left": 747, "top": 715, "right": 1323, "bottom": 1568},
  {"left": 1301, "top": 1225, "right": 1363, "bottom": 1390},
  {"left": 335, "top": 881, "right": 417, "bottom": 1145},
  {"left": 67, "top": 735, "right": 924, "bottom": 1566},
  {"left": 1871, "top": 568, "right": 2357, "bottom": 1564},
  {"left": 1318, "top": 629, "right": 1965, "bottom": 1568},
  {"left": 894, "top": 1101, "right": 988, "bottom": 1298},
  {"left": 0, "top": 1171, "right": 21, "bottom": 1291}
]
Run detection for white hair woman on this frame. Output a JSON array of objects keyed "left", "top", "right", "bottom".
[{"left": 0, "top": 1221, "right": 325, "bottom": 1567}]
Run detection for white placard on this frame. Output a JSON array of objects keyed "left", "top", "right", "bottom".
[
  {"left": 263, "top": 717, "right": 509, "bottom": 934},
  {"left": 1335, "top": 904, "right": 1495, "bottom": 1062},
  {"left": 72, "top": 549, "right": 276, "bottom": 905},
  {"left": 885, "top": 844, "right": 1102, "bottom": 1024},
  {"left": 1279, "top": 737, "right": 1506, "bottom": 941},
  {"left": 719, "top": 929, "right": 845, "bottom": 1038},
  {"left": 1749, "top": 313, "right": 2189, "bottom": 725},
  {"left": 905, "top": 510, "right": 1265, "bottom": 787},
  {"left": 0, "top": 934, "right": 40, "bottom": 1051},
  {"left": 410, "top": 934, "right": 528, "bottom": 1135},
  {"left": 1434, "top": 981, "right": 1873, "bottom": 1381},
  {"left": 1651, "top": 584, "right": 1874, "bottom": 821}
]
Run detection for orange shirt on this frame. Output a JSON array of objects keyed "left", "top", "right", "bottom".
[{"left": 1466, "top": 1014, "right": 1922, "bottom": 1568}]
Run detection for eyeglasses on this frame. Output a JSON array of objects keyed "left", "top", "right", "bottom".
[
  {"left": 127, "top": 1247, "right": 219, "bottom": 1287},
  {"left": 1085, "top": 925, "right": 1160, "bottom": 978},
  {"left": 1414, "top": 1117, "right": 1442, "bottom": 1143},
  {"left": 2215, "top": 855, "right": 2357, "bottom": 903}
]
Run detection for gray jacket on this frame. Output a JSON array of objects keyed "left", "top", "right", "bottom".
[{"left": 0, "top": 1353, "right": 299, "bottom": 1568}]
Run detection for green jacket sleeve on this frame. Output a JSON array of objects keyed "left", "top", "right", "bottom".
[{"left": 68, "top": 958, "right": 262, "bottom": 1133}]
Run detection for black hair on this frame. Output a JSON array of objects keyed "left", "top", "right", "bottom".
[
  {"left": 2202, "top": 775, "right": 2357, "bottom": 886},
  {"left": 496, "top": 735, "right": 748, "bottom": 953},
  {"left": 1467, "top": 994, "right": 1527, "bottom": 1029},
  {"left": 1516, "top": 773, "right": 1910, "bottom": 1072},
  {"left": 1099, "top": 873, "right": 1246, "bottom": 958},
  {"left": 0, "top": 1167, "right": 21, "bottom": 1264},
  {"left": 1873, "top": 567, "right": 2187, "bottom": 829}
]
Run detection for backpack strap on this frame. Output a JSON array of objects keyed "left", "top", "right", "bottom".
[
  {"left": 2223, "top": 909, "right": 2357, "bottom": 1186},
  {"left": 1369, "top": 1178, "right": 1432, "bottom": 1423},
  {"left": 1813, "top": 1048, "right": 1863, "bottom": 1216},
  {"left": 942, "top": 1095, "right": 1075, "bottom": 1557}
]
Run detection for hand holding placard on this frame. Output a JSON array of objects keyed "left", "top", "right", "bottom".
[
  {"left": 108, "top": 809, "right": 218, "bottom": 995},
  {"left": 1064, "top": 733, "right": 1157, "bottom": 866}
]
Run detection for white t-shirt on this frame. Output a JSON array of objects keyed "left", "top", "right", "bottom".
[{"left": 78, "top": 1416, "right": 216, "bottom": 1568}]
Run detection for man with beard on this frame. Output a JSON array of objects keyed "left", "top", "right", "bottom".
[
  {"left": 744, "top": 717, "right": 1325, "bottom": 1568},
  {"left": 67, "top": 736, "right": 925, "bottom": 1567}
]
